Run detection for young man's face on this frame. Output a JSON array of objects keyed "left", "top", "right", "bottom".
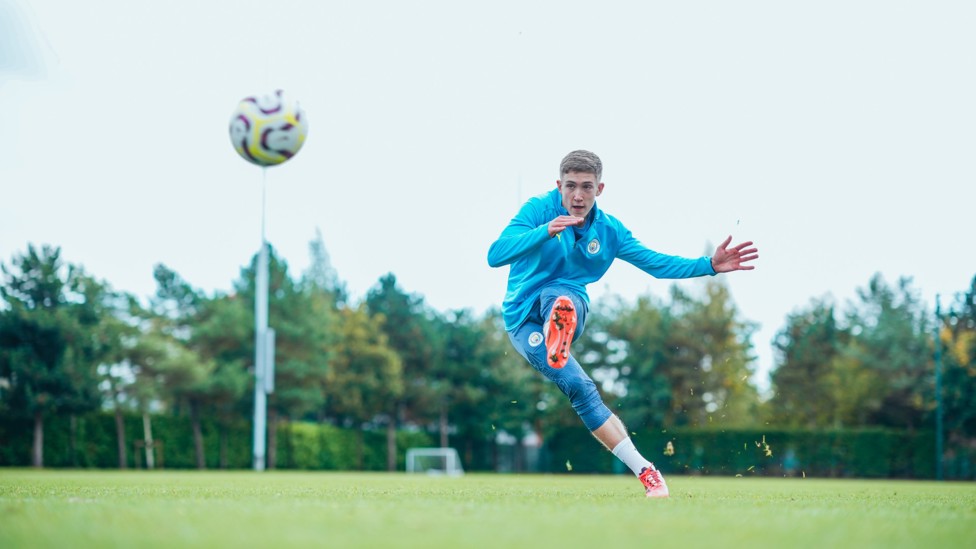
[{"left": 557, "top": 171, "right": 604, "bottom": 219}]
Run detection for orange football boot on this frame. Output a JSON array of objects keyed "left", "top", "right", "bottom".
[
  {"left": 639, "top": 465, "right": 670, "bottom": 498},
  {"left": 545, "top": 296, "right": 577, "bottom": 369}
]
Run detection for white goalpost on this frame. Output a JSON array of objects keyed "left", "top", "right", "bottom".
[{"left": 405, "top": 447, "right": 464, "bottom": 476}]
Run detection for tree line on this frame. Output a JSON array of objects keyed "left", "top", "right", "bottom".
[{"left": 1, "top": 236, "right": 974, "bottom": 471}]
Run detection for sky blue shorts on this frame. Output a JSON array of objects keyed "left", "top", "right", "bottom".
[{"left": 507, "top": 285, "right": 612, "bottom": 431}]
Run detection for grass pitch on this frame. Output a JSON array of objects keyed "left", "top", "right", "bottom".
[{"left": 1, "top": 470, "right": 974, "bottom": 548}]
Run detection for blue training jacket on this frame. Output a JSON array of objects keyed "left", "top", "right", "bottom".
[{"left": 487, "top": 188, "right": 716, "bottom": 331}]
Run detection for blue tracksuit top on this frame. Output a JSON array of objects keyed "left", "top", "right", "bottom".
[{"left": 487, "top": 188, "right": 716, "bottom": 331}]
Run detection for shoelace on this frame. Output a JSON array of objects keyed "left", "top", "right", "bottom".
[{"left": 641, "top": 468, "right": 662, "bottom": 488}]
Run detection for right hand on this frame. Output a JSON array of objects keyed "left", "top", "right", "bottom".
[{"left": 547, "top": 215, "right": 584, "bottom": 237}]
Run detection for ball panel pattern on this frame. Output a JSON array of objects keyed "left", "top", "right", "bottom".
[{"left": 229, "top": 90, "right": 308, "bottom": 167}]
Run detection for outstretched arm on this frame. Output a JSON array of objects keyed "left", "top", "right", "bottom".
[{"left": 710, "top": 236, "right": 759, "bottom": 273}]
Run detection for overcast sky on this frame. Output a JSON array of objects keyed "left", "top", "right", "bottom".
[{"left": 2, "top": 0, "right": 974, "bottom": 392}]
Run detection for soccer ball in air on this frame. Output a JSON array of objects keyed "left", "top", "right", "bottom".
[{"left": 228, "top": 90, "right": 308, "bottom": 167}]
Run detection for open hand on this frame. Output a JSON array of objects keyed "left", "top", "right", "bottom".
[
  {"left": 711, "top": 236, "right": 759, "bottom": 273},
  {"left": 547, "top": 215, "right": 584, "bottom": 238}
]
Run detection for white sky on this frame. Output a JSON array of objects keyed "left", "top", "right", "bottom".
[{"left": 2, "top": 1, "right": 974, "bottom": 392}]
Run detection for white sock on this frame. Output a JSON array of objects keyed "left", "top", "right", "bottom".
[{"left": 611, "top": 438, "right": 652, "bottom": 476}]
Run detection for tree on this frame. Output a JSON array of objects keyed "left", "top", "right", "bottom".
[
  {"left": 844, "top": 275, "right": 932, "bottom": 430},
  {"left": 83, "top": 283, "right": 145, "bottom": 469},
  {"left": 606, "top": 280, "right": 759, "bottom": 428},
  {"left": 768, "top": 275, "right": 936, "bottom": 431},
  {"left": 941, "top": 276, "right": 976, "bottom": 446},
  {"left": 365, "top": 273, "right": 440, "bottom": 470},
  {"left": 187, "top": 293, "right": 250, "bottom": 468},
  {"left": 143, "top": 333, "right": 217, "bottom": 468},
  {"left": 767, "top": 298, "right": 845, "bottom": 427},
  {"left": 669, "top": 280, "right": 759, "bottom": 427},
  {"left": 423, "top": 308, "right": 544, "bottom": 469},
  {"left": 324, "top": 304, "right": 403, "bottom": 468},
  {"left": 235, "top": 245, "right": 334, "bottom": 468},
  {"left": 149, "top": 265, "right": 222, "bottom": 469},
  {"left": 429, "top": 309, "right": 530, "bottom": 445},
  {"left": 0, "top": 245, "right": 102, "bottom": 467},
  {"left": 595, "top": 294, "right": 671, "bottom": 427},
  {"left": 470, "top": 310, "right": 549, "bottom": 465},
  {"left": 305, "top": 228, "right": 348, "bottom": 306}
]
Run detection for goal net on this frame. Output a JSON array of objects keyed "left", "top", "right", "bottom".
[{"left": 405, "top": 447, "right": 464, "bottom": 476}]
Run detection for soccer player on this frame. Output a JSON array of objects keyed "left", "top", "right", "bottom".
[{"left": 487, "top": 150, "right": 758, "bottom": 497}]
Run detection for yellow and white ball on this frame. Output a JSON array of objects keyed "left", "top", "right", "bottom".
[{"left": 229, "top": 90, "right": 308, "bottom": 167}]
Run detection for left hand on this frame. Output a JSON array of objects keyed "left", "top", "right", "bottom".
[{"left": 711, "top": 236, "right": 759, "bottom": 273}]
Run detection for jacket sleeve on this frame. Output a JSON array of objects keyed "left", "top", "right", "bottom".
[
  {"left": 487, "top": 200, "right": 552, "bottom": 268},
  {"left": 615, "top": 227, "right": 716, "bottom": 279}
]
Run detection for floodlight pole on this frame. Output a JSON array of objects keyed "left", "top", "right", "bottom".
[
  {"left": 934, "top": 294, "right": 944, "bottom": 481},
  {"left": 253, "top": 168, "right": 270, "bottom": 471}
]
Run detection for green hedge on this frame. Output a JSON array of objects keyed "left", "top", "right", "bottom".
[
  {"left": 276, "top": 422, "right": 432, "bottom": 471},
  {"left": 0, "top": 412, "right": 955, "bottom": 478},
  {"left": 544, "top": 427, "right": 938, "bottom": 478},
  {"left": 0, "top": 412, "right": 431, "bottom": 471}
]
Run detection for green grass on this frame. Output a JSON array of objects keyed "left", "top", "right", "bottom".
[{"left": 1, "top": 470, "right": 974, "bottom": 548}]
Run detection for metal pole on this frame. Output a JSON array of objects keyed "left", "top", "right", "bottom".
[
  {"left": 934, "top": 294, "right": 943, "bottom": 481},
  {"left": 252, "top": 168, "right": 269, "bottom": 471}
]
